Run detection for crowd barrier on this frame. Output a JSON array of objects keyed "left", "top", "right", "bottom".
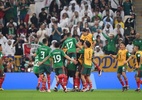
[
  {"left": 14, "top": 55, "right": 135, "bottom": 72},
  {"left": 3, "top": 72, "right": 140, "bottom": 90}
]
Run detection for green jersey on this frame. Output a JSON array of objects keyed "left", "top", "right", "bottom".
[
  {"left": 34, "top": 55, "right": 39, "bottom": 67},
  {"left": 36, "top": 45, "right": 51, "bottom": 65},
  {"left": 49, "top": 49, "right": 66, "bottom": 68},
  {"left": 133, "top": 39, "right": 142, "bottom": 50},
  {"left": 62, "top": 37, "right": 77, "bottom": 54},
  {"left": 102, "top": 32, "right": 118, "bottom": 53}
]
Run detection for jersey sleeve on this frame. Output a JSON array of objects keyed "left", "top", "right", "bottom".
[
  {"left": 126, "top": 52, "right": 131, "bottom": 58},
  {"left": 36, "top": 47, "right": 39, "bottom": 55},
  {"left": 61, "top": 50, "right": 66, "bottom": 57},
  {"left": 74, "top": 38, "right": 77, "bottom": 44},
  {"left": 78, "top": 48, "right": 84, "bottom": 54}
]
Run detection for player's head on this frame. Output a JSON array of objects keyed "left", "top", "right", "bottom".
[
  {"left": 67, "top": 32, "right": 72, "bottom": 37},
  {"left": 54, "top": 42, "right": 60, "bottom": 48},
  {"left": 84, "top": 40, "right": 91, "bottom": 48},
  {"left": 133, "top": 45, "right": 140, "bottom": 52},
  {"left": 119, "top": 42, "right": 126, "bottom": 50},
  {"left": 42, "top": 38, "right": 48, "bottom": 45},
  {"left": 82, "top": 28, "right": 88, "bottom": 36}
]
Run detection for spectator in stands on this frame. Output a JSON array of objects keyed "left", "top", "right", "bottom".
[
  {"left": 51, "top": 21, "right": 62, "bottom": 42},
  {"left": 27, "top": 24, "right": 38, "bottom": 37},
  {"left": 113, "top": 24, "right": 124, "bottom": 40},
  {"left": 3, "top": 40, "right": 15, "bottom": 56},
  {"left": 0, "top": 33, "right": 7, "bottom": 49},
  {"left": 114, "top": 17, "right": 124, "bottom": 29},
  {"left": 50, "top": 40, "right": 57, "bottom": 51},
  {"left": 71, "top": 25, "right": 80, "bottom": 36},
  {"left": 125, "top": 13, "right": 135, "bottom": 28},
  {"left": 30, "top": 13, "right": 38, "bottom": 27},
  {"left": 102, "top": 31, "right": 118, "bottom": 55},
  {"left": 0, "top": 1, "right": 5, "bottom": 25},
  {"left": 17, "top": 24, "right": 27, "bottom": 38},
  {"left": 91, "top": 0, "right": 100, "bottom": 10},
  {"left": 103, "top": 22, "right": 114, "bottom": 36},
  {"left": 109, "top": 0, "right": 120, "bottom": 12},
  {"left": 6, "top": 23, "right": 17, "bottom": 38},
  {"left": 39, "top": 8, "right": 47, "bottom": 23},
  {"left": 49, "top": 0, "right": 59, "bottom": 17},
  {"left": 19, "top": 0, "right": 29, "bottom": 21},
  {"left": 103, "top": 40, "right": 109, "bottom": 54},
  {"left": 123, "top": 0, "right": 133, "bottom": 15},
  {"left": 94, "top": 46, "right": 104, "bottom": 56},
  {"left": 133, "top": 33, "right": 142, "bottom": 50},
  {"left": 36, "top": 24, "right": 48, "bottom": 43},
  {"left": 59, "top": 12, "right": 69, "bottom": 27},
  {"left": 103, "top": 11, "right": 113, "bottom": 26},
  {"left": 114, "top": 7, "right": 124, "bottom": 21},
  {"left": 6, "top": 18, "right": 17, "bottom": 28},
  {"left": 0, "top": 23, "right": 5, "bottom": 36},
  {"left": 95, "top": 35, "right": 103, "bottom": 46},
  {"left": 126, "top": 41, "right": 134, "bottom": 54},
  {"left": 102, "top": 5, "right": 114, "bottom": 18}
]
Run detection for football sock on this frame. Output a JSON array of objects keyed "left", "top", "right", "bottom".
[
  {"left": 63, "top": 74, "right": 67, "bottom": 86},
  {"left": 119, "top": 79, "right": 125, "bottom": 86},
  {"left": 0, "top": 78, "right": 2, "bottom": 88},
  {"left": 37, "top": 75, "right": 42, "bottom": 87},
  {"left": 47, "top": 75, "right": 50, "bottom": 90},
  {"left": 136, "top": 80, "right": 140, "bottom": 89},
  {"left": 75, "top": 77, "right": 79, "bottom": 88},
  {"left": 140, "top": 80, "right": 142, "bottom": 84},
  {"left": 83, "top": 82, "right": 87, "bottom": 89},
  {"left": 124, "top": 79, "right": 129, "bottom": 86},
  {"left": 89, "top": 82, "right": 92, "bottom": 90},
  {"left": 95, "top": 63, "right": 101, "bottom": 71},
  {"left": 58, "top": 74, "right": 65, "bottom": 90},
  {"left": 78, "top": 78, "right": 80, "bottom": 89}
]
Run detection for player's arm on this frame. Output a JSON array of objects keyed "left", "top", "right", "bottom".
[
  {"left": 38, "top": 56, "right": 50, "bottom": 66},
  {"left": 124, "top": 52, "right": 132, "bottom": 65},
  {"left": 64, "top": 55, "right": 77, "bottom": 64},
  {"left": 109, "top": 54, "right": 117, "bottom": 59}
]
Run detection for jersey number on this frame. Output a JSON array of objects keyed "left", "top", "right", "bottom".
[
  {"left": 66, "top": 42, "right": 73, "bottom": 49},
  {"left": 41, "top": 51, "right": 45, "bottom": 59},
  {"left": 53, "top": 55, "right": 61, "bottom": 63}
]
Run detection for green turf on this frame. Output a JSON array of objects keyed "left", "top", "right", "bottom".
[{"left": 0, "top": 90, "right": 142, "bottom": 100}]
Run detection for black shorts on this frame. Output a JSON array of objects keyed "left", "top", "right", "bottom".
[{"left": 67, "top": 70, "right": 76, "bottom": 77}]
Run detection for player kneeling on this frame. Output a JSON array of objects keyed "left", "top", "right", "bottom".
[{"left": 38, "top": 42, "right": 77, "bottom": 92}]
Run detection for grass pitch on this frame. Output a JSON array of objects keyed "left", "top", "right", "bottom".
[{"left": 0, "top": 90, "right": 142, "bottom": 100}]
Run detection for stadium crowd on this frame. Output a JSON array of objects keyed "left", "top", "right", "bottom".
[{"left": 0, "top": 0, "right": 137, "bottom": 72}]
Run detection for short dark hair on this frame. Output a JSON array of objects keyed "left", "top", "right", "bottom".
[
  {"left": 120, "top": 41, "right": 126, "bottom": 46},
  {"left": 41, "top": 8, "right": 45, "bottom": 11},
  {"left": 42, "top": 38, "right": 48, "bottom": 44},
  {"left": 85, "top": 40, "right": 91, "bottom": 48},
  {"left": 82, "top": 28, "right": 87, "bottom": 32},
  {"left": 54, "top": 42, "right": 60, "bottom": 48},
  {"left": 67, "top": 32, "right": 71, "bottom": 37}
]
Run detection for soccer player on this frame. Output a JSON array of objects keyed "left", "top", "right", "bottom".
[
  {"left": 33, "top": 55, "right": 41, "bottom": 90},
  {"left": 110, "top": 42, "right": 132, "bottom": 92},
  {"left": 77, "top": 40, "right": 94, "bottom": 92},
  {"left": 34, "top": 38, "right": 51, "bottom": 92},
  {"left": 61, "top": 32, "right": 80, "bottom": 89},
  {"left": 74, "top": 39, "right": 84, "bottom": 91},
  {"left": 39, "top": 42, "right": 77, "bottom": 92},
  {"left": 0, "top": 44, "right": 5, "bottom": 91},
  {"left": 80, "top": 28, "right": 102, "bottom": 76},
  {"left": 133, "top": 45, "right": 142, "bottom": 92}
]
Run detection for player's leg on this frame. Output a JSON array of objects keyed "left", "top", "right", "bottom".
[
  {"left": 122, "top": 66, "right": 129, "bottom": 90},
  {"left": 45, "top": 65, "right": 51, "bottom": 92},
  {"left": 93, "top": 60, "right": 102, "bottom": 76},
  {"left": 57, "top": 67, "right": 67, "bottom": 92},
  {"left": 81, "top": 67, "right": 87, "bottom": 92},
  {"left": 37, "top": 64, "right": 45, "bottom": 91},
  {"left": 117, "top": 67, "right": 125, "bottom": 91},
  {"left": 0, "top": 69, "right": 5, "bottom": 91},
  {"left": 135, "top": 70, "right": 141, "bottom": 92}
]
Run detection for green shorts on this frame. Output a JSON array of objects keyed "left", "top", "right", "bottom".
[
  {"left": 81, "top": 67, "right": 91, "bottom": 75},
  {"left": 136, "top": 70, "right": 142, "bottom": 77},
  {"left": 117, "top": 66, "right": 126, "bottom": 74},
  {"left": 33, "top": 66, "right": 39, "bottom": 74},
  {"left": 67, "top": 53, "right": 77, "bottom": 59},
  {"left": 55, "top": 67, "right": 65, "bottom": 76},
  {"left": 39, "top": 64, "right": 51, "bottom": 74}
]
